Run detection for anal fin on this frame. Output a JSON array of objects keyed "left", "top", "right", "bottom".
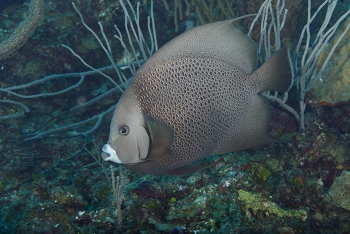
[
  {"left": 165, "top": 164, "right": 209, "bottom": 176},
  {"left": 227, "top": 94, "right": 276, "bottom": 153}
]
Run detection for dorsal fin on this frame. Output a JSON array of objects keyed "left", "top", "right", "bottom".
[{"left": 142, "top": 20, "right": 257, "bottom": 74}]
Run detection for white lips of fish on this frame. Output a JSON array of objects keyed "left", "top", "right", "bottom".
[{"left": 101, "top": 144, "right": 122, "bottom": 164}]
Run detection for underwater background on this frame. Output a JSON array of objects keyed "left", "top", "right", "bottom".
[{"left": 0, "top": 0, "right": 350, "bottom": 233}]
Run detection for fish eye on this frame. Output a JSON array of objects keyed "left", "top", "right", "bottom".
[{"left": 118, "top": 126, "right": 130, "bottom": 136}]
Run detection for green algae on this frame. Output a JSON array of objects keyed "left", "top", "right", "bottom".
[
  {"left": 238, "top": 190, "right": 307, "bottom": 221},
  {"left": 266, "top": 158, "right": 280, "bottom": 172},
  {"left": 166, "top": 184, "right": 230, "bottom": 231},
  {"left": 249, "top": 163, "right": 272, "bottom": 183}
]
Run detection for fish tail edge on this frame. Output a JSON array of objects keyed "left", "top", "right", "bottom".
[{"left": 255, "top": 46, "right": 294, "bottom": 92}]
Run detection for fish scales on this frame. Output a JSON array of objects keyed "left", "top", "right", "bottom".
[{"left": 134, "top": 56, "right": 257, "bottom": 158}]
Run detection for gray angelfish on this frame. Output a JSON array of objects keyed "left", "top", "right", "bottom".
[{"left": 101, "top": 19, "right": 293, "bottom": 175}]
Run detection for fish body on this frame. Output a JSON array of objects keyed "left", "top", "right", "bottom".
[{"left": 101, "top": 20, "right": 293, "bottom": 175}]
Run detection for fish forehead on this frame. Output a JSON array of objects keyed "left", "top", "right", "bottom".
[{"left": 131, "top": 56, "right": 259, "bottom": 163}]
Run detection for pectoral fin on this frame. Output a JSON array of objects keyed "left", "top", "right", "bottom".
[{"left": 146, "top": 116, "right": 174, "bottom": 156}]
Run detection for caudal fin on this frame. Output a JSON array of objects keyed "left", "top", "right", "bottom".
[{"left": 255, "top": 46, "right": 294, "bottom": 92}]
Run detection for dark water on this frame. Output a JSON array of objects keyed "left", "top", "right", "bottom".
[
  {"left": 0, "top": 0, "right": 349, "bottom": 233},
  {"left": 0, "top": 0, "right": 25, "bottom": 13}
]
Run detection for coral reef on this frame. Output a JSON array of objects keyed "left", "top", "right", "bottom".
[
  {"left": 330, "top": 170, "right": 350, "bottom": 210},
  {"left": 0, "top": 0, "right": 350, "bottom": 233},
  {"left": 238, "top": 189, "right": 308, "bottom": 220},
  {"left": 166, "top": 184, "right": 231, "bottom": 231},
  {"left": 164, "top": 0, "right": 238, "bottom": 32},
  {"left": 249, "top": 163, "right": 272, "bottom": 183},
  {"left": 311, "top": 18, "right": 350, "bottom": 105},
  {"left": 236, "top": 0, "right": 304, "bottom": 45},
  {"left": 0, "top": 0, "right": 44, "bottom": 60}
]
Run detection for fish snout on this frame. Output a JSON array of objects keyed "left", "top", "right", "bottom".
[{"left": 101, "top": 144, "right": 122, "bottom": 164}]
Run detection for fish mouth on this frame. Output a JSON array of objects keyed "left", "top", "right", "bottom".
[
  {"left": 101, "top": 151, "right": 110, "bottom": 160},
  {"left": 101, "top": 144, "right": 122, "bottom": 164}
]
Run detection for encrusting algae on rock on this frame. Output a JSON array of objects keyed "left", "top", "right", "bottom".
[
  {"left": 238, "top": 190, "right": 308, "bottom": 221},
  {"left": 311, "top": 18, "right": 350, "bottom": 106},
  {"left": 330, "top": 171, "right": 350, "bottom": 210}
]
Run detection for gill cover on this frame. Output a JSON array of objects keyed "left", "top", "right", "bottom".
[
  {"left": 102, "top": 88, "right": 150, "bottom": 164},
  {"left": 108, "top": 125, "right": 149, "bottom": 164}
]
